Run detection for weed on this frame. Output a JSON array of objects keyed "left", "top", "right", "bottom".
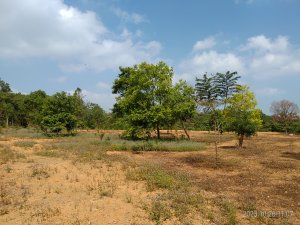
[
  {"left": 30, "top": 164, "right": 50, "bottom": 179},
  {"left": 149, "top": 199, "right": 171, "bottom": 225}
]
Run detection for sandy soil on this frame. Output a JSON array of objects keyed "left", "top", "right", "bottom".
[{"left": 0, "top": 131, "right": 299, "bottom": 225}]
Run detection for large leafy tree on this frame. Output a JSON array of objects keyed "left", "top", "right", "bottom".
[
  {"left": 113, "top": 61, "right": 174, "bottom": 139},
  {"left": 41, "top": 92, "right": 78, "bottom": 135},
  {"left": 270, "top": 100, "right": 299, "bottom": 134},
  {"left": 113, "top": 62, "right": 196, "bottom": 139},
  {"left": 224, "top": 86, "right": 262, "bottom": 147}
]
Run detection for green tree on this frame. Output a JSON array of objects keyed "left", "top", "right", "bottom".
[
  {"left": 25, "top": 90, "right": 48, "bottom": 126},
  {"left": 85, "top": 103, "right": 106, "bottom": 132},
  {"left": 224, "top": 86, "right": 262, "bottom": 147},
  {"left": 41, "top": 92, "right": 78, "bottom": 135},
  {"left": 113, "top": 64, "right": 196, "bottom": 140},
  {"left": 0, "top": 79, "right": 13, "bottom": 127},
  {"left": 214, "top": 71, "right": 240, "bottom": 108},
  {"left": 113, "top": 61, "right": 175, "bottom": 139},
  {"left": 171, "top": 80, "right": 196, "bottom": 139}
]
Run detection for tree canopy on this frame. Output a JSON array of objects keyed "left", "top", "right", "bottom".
[{"left": 113, "top": 61, "right": 196, "bottom": 139}]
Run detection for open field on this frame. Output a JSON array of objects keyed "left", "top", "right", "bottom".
[{"left": 0, "top": 129, "right": 299, "bottom": 225}]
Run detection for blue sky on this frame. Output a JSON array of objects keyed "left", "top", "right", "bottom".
[{"left": 1, "top": 0, "right": 300, "bottom": 113}]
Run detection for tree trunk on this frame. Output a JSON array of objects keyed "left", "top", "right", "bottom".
[
  {"left": 6, "top": 116, "right": 8, "bottom": 128},
  {"left": 156, "top": 123, "right": 160, "bottom": 139},
  {"left": 181, "top": 120, "right": 190, "bottom": 140},
  {"left": 238, "top": 134, "right": 244, "bottom": 148}
]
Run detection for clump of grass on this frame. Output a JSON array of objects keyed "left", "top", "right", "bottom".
[
  {"left": 30, "top": 164, "right": 50, "bottom": 179},
  {"left": 86, "top": 178, "right": 116, "bottom": 198},
  {"left": 14, "top": 140, "right": 36, "bottom": 148},
  {"left": 31, "top": 206, "right": 61, "bottom": 221},
  {"left": 127, "top": 163, "right": 190, "bottom": 191},
  {"left": 149, "top": 199, "right": 171, "bottom": 225},
  {"left": 113, "top": 140, "right": 205, "bottom": 152},
  {"left": 0, "top": 146, "right": 26, "bottom": 164},
  {"left": 215, "top": 198, "right": 238, "bottom": 225}
]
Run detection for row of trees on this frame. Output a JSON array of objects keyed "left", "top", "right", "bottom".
[
  {"left": 112, "top": 62, "right": 300, "bottom": 146},
  {"left": 0, "top": 79, "right": 111, "bottom": 134},
  {"left": 1, "top": 61, "right": 299, "bottom": 140}
]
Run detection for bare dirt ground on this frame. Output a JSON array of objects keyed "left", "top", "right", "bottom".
[{"left": 0, "top": 131, "right": 299, "bottom": 225}]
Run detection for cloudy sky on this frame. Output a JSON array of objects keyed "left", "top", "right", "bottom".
[{"left": 1, "top": 0, "right": 300, "bottom": 113}]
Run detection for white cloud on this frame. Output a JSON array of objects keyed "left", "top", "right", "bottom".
[
  {"left": 178, "top": 35, "right": 300, "bottom": 81},
  {"left": 242, "top": 35, "right": 300, "bottom": 79},
  {"left": 179, "top": 50, "right": 244, "bottom": 81},
  {"left": 111, "top": 7, "right": 146, "bottom": 24},
  {"left": 81, "top": 90, "right": 116, "bottom": 111},
  {"left": 0, "top": 0, "right": 160, "bottom": 73},
  {"left": 241, "top": 35, "right": 289, "bottom": 52},
  {"left": 193, "top": 37, "right": 216, "bottom": 51}
]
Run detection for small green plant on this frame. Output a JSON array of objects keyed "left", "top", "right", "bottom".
[{"left": 149, "top": 199, "right": 171, "bottom": 225}]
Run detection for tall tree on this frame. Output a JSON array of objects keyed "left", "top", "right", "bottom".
[
  {"left": 270, "top": 100, "right": 299, "bottom": 134},
  {"left": 215, "top": 71, "right": 240, "bottom": 108},
  {"left": 113, "top": 62, "right": 175, "bottom": 139},
  {"left": 224, "top": 86, "right": 262, "bottom": 147},
  {"left": 0, "top": 78, "right": 13, "bottom": 127},
  {"left": 171, "top": 80, "right": 196, "bottom": 139},
  {"left": 195, "top": 73, "right": 218, "bottom": 112}
]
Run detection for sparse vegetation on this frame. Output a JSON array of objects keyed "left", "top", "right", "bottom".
[{"left": 0, "top": 131, "right": 299, "bottom": 224}]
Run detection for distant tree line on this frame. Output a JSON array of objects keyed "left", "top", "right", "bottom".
[
  {"left": 0, "top": 78, "right": 127, "bottom": 135},
  {"left": 1, "top": 61, "right": 299, "bottom": 138}
]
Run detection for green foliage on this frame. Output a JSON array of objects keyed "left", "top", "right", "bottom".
[
  {"left": 41, "top": 113, "right": 77, "bottom": 135},
  {"left": 0, "top": 78, "right": 11, "bottom": 93},
  {"left": 113, "top": 61, "right": 196, "bottom": 139},
  {"left": 224, "top": 86, "right": 262, "bottom": 147}
]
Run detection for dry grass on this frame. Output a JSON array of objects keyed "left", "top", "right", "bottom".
[{"left": 0, "top": 130, "right": 299, "bottom": 224}]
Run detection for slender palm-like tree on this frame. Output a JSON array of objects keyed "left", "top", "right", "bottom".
[{"left": 214, "top": 71, "right": 241, "bottom": 108}]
